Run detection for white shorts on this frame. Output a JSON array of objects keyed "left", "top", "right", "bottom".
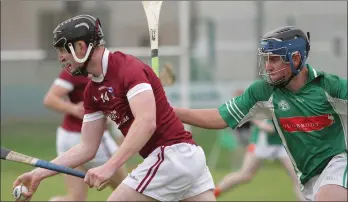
[
  {"left": 248, "top": 143, "right": 288, "bottom": 160},
  {"left": 122, "top": 143, "right": 215, "bottom": 201},
  {"left": 56, "top": 127, "right": 118, "bottom": 170},
  {"left": 302, "top": 152, "right": 347, "bottom": 201}
]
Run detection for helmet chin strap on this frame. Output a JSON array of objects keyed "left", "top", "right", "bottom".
[
  {"left": 66, "top": 18, "right": 101, "bottom": 77},
  {"left": 274, "top": 62, "right": 303, "bottom": 88},
  {"left": 273, "top": 52, "right": 304, "bottom": 88},
  {"left": 288, "top": 52, "right": 303, "bottom": 75},
  {"left": 274, "top": 74, "right": 295, "bottom": 88},
  {"left": 68, "top": 43, "right": 94, "bottom": 63},
  {"left": 68, "top": 43, "right": 94, "bottom": 76}
]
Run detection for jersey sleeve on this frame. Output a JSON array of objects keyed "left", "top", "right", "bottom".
[
  {"left": 322, "top": 73, "right": 348, "bottom": 100},
  {"left": 82, "top": 84, "right": 105, "bottom": 123},
  {"left": 321, "top": 73, "right": 347, "bottom": 115},
  {"left": 218, "top": 80, "right": 274, "bottom": 129},
  {"left": 53, "top": 70, "right": 75, "bottom": 91},
  {"left": 122, "top": 57, "right": 153, "bottom": 101}
]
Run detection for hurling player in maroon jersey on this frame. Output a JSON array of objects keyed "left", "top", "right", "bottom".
[
  {"left": 43, "top": 69, "right": 127, "bottom": 201},
  {"left": 13, "top": 15, "right": 215, "bottom": 201}
]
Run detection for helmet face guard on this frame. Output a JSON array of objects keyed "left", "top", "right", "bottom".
[
  {"left": 257, "top": 35, "right": 309, "bottom": 86},
  {"left": 52, "top": 15, "right": 105, "bottom": 76},
  {"left": 257, "top": 46, "right": 289, "bottom": 86}
]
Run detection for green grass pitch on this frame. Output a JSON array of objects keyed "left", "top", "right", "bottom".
[{"left": 1, "top": 122, "right": 297, "bottom": 201}]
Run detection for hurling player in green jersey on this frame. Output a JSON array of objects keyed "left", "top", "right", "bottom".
[{"left": 174, "top": 26, "right": 347, "bottom": 201}]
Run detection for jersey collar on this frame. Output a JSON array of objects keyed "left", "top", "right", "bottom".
[
  {"left": 92, "top": 48, "right": 110, "bottom": 83},
  {"left": 306, "top": 64, "right": 323, "bottom": 84}
]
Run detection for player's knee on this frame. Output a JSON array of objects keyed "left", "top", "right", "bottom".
[
  {"left": 240, "top": 171, "right": 254, "bottom": 182},
  {"left": 69, "top": 192, "right": 88, "bottom": 201},
  {"left": 49, "top": 195, "right": 87, "bottom": 202},
  {"left": 315, "top": 185, "right": 347, "bottom": 201},
  {"left": 71, "top": 195, "right": 87, "bottom": 201},
  {"left": 108, "top": 169, "right": 127, "bottom": 190},
  {"left": 182, "top": 190, "right": 216, "bottom": 201},
  {"left": 108, "top": 180, "right": 121, "bottom": 190},
  {"left": 49, "top": 196, "right": 65, "bottom": 201}
]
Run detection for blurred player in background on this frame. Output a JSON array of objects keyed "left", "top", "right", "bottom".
[
  {"left": 232, "top": 90, "right": 251, "bottom": 150},
  {"left": 231, "top": 90, "right": 252, "bottom": 168},
  {"left": 174, "top": 26, "right": 347, "bottom": 201},
  {"left": 214, "top": 119, "right": 304, "bottom": 201},
  {"left": 14, "top": 14, "right": 215, "bottom": 201},
  {"left": 43, "top": 69, "right": 127, "bottom": 201}
]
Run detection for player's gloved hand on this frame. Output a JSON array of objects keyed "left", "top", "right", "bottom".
[
  {"left": 72, "top": 101, "right": 85, "bottom": 120},
  {"left": 84, "top": 164, "right": 115, "bottom": 191},
  {"left": 13, "top": 170, "right": 42, "bottom": 201}
]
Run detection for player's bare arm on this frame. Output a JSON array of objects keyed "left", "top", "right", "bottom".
[
  {"left": 43, "top": 84, "right": 84, "bottom": 119},
  {"left": 105, "top": 90, "right": 156, "bottom": 169},
  {"left": 22, "top": 118, "right": 106, "bottom": 181},
  {"left": 84, "top": 90, "right": 157, "bottom": 189},
  {"left": 251, "top": 120, "right": 275, "bottom": 133},
  {"left": 174, "top": 107, "right": 227, "bottom": 129},
  {"left": 106, "top": 118, "right": 125, "bottom": 145},
  {"left": 13, "top": 118, "right": 106, "bottom": 196}
]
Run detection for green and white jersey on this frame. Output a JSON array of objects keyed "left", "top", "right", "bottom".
[
  {"left": 249, "top": 120, "right": 283, "bottom": 145},
  {"left": 219, "top": 64, "right": 347, "bottom": 185}
]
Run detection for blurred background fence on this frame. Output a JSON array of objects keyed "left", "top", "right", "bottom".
[
  {"left": 1, "top": 1, "right": 346, "bottom": 122},
  {"left": 1, "top": 1, "right": 346, "bottom": 200}
]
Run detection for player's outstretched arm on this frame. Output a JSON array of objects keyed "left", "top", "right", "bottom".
[
  {"left": 13, "top": 119, "right": 105, "bottom": 197},
  {"left": 104, "top": 90, "right": 157, "bottom": 169},
  {"left": 174, "top": 107, "right": 228, "bottom": 129}
]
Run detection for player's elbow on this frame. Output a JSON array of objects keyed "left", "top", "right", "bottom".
[
  {"left": 201, "top": 110, "right": 228, "bottom": 129},
  {"left": 83, "top": 151, "right": 95, "bottom": 162},
  {"left": 204, "top": 119, "right": 228, "bottom": 129},
  {"left": 213, "top": 121, "right": 228, "bottom": 129},
  {"left": 71, "top": 143, "right": 97, "bottom": 164},
  {"left": 146, "top": 118, "right": 157, "bottom": 134},
  {"left": 141, "top": 116, "right": 157, "bottom": 134},
  {"left": 87, "top": 151, "right": 97, "bottom": 162},
  {"left": 82, "top": 144, "right": 98, "bottom": 162},
  {"left": 43, "top": 94, "right": 53, "bottom": 108},
  {"left": 266, "top": 128, "right": 275, "bottom": 133}
]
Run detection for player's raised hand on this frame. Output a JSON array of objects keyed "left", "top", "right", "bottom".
[
  {"left": 84, "top": 164, "right": 114, "bottom": 191},
  {"left": 13, "top": 171, "right": 41, "bottom": 201},
  {"left": 72, "top": 101, "right": 85, "bottom": 120}
]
